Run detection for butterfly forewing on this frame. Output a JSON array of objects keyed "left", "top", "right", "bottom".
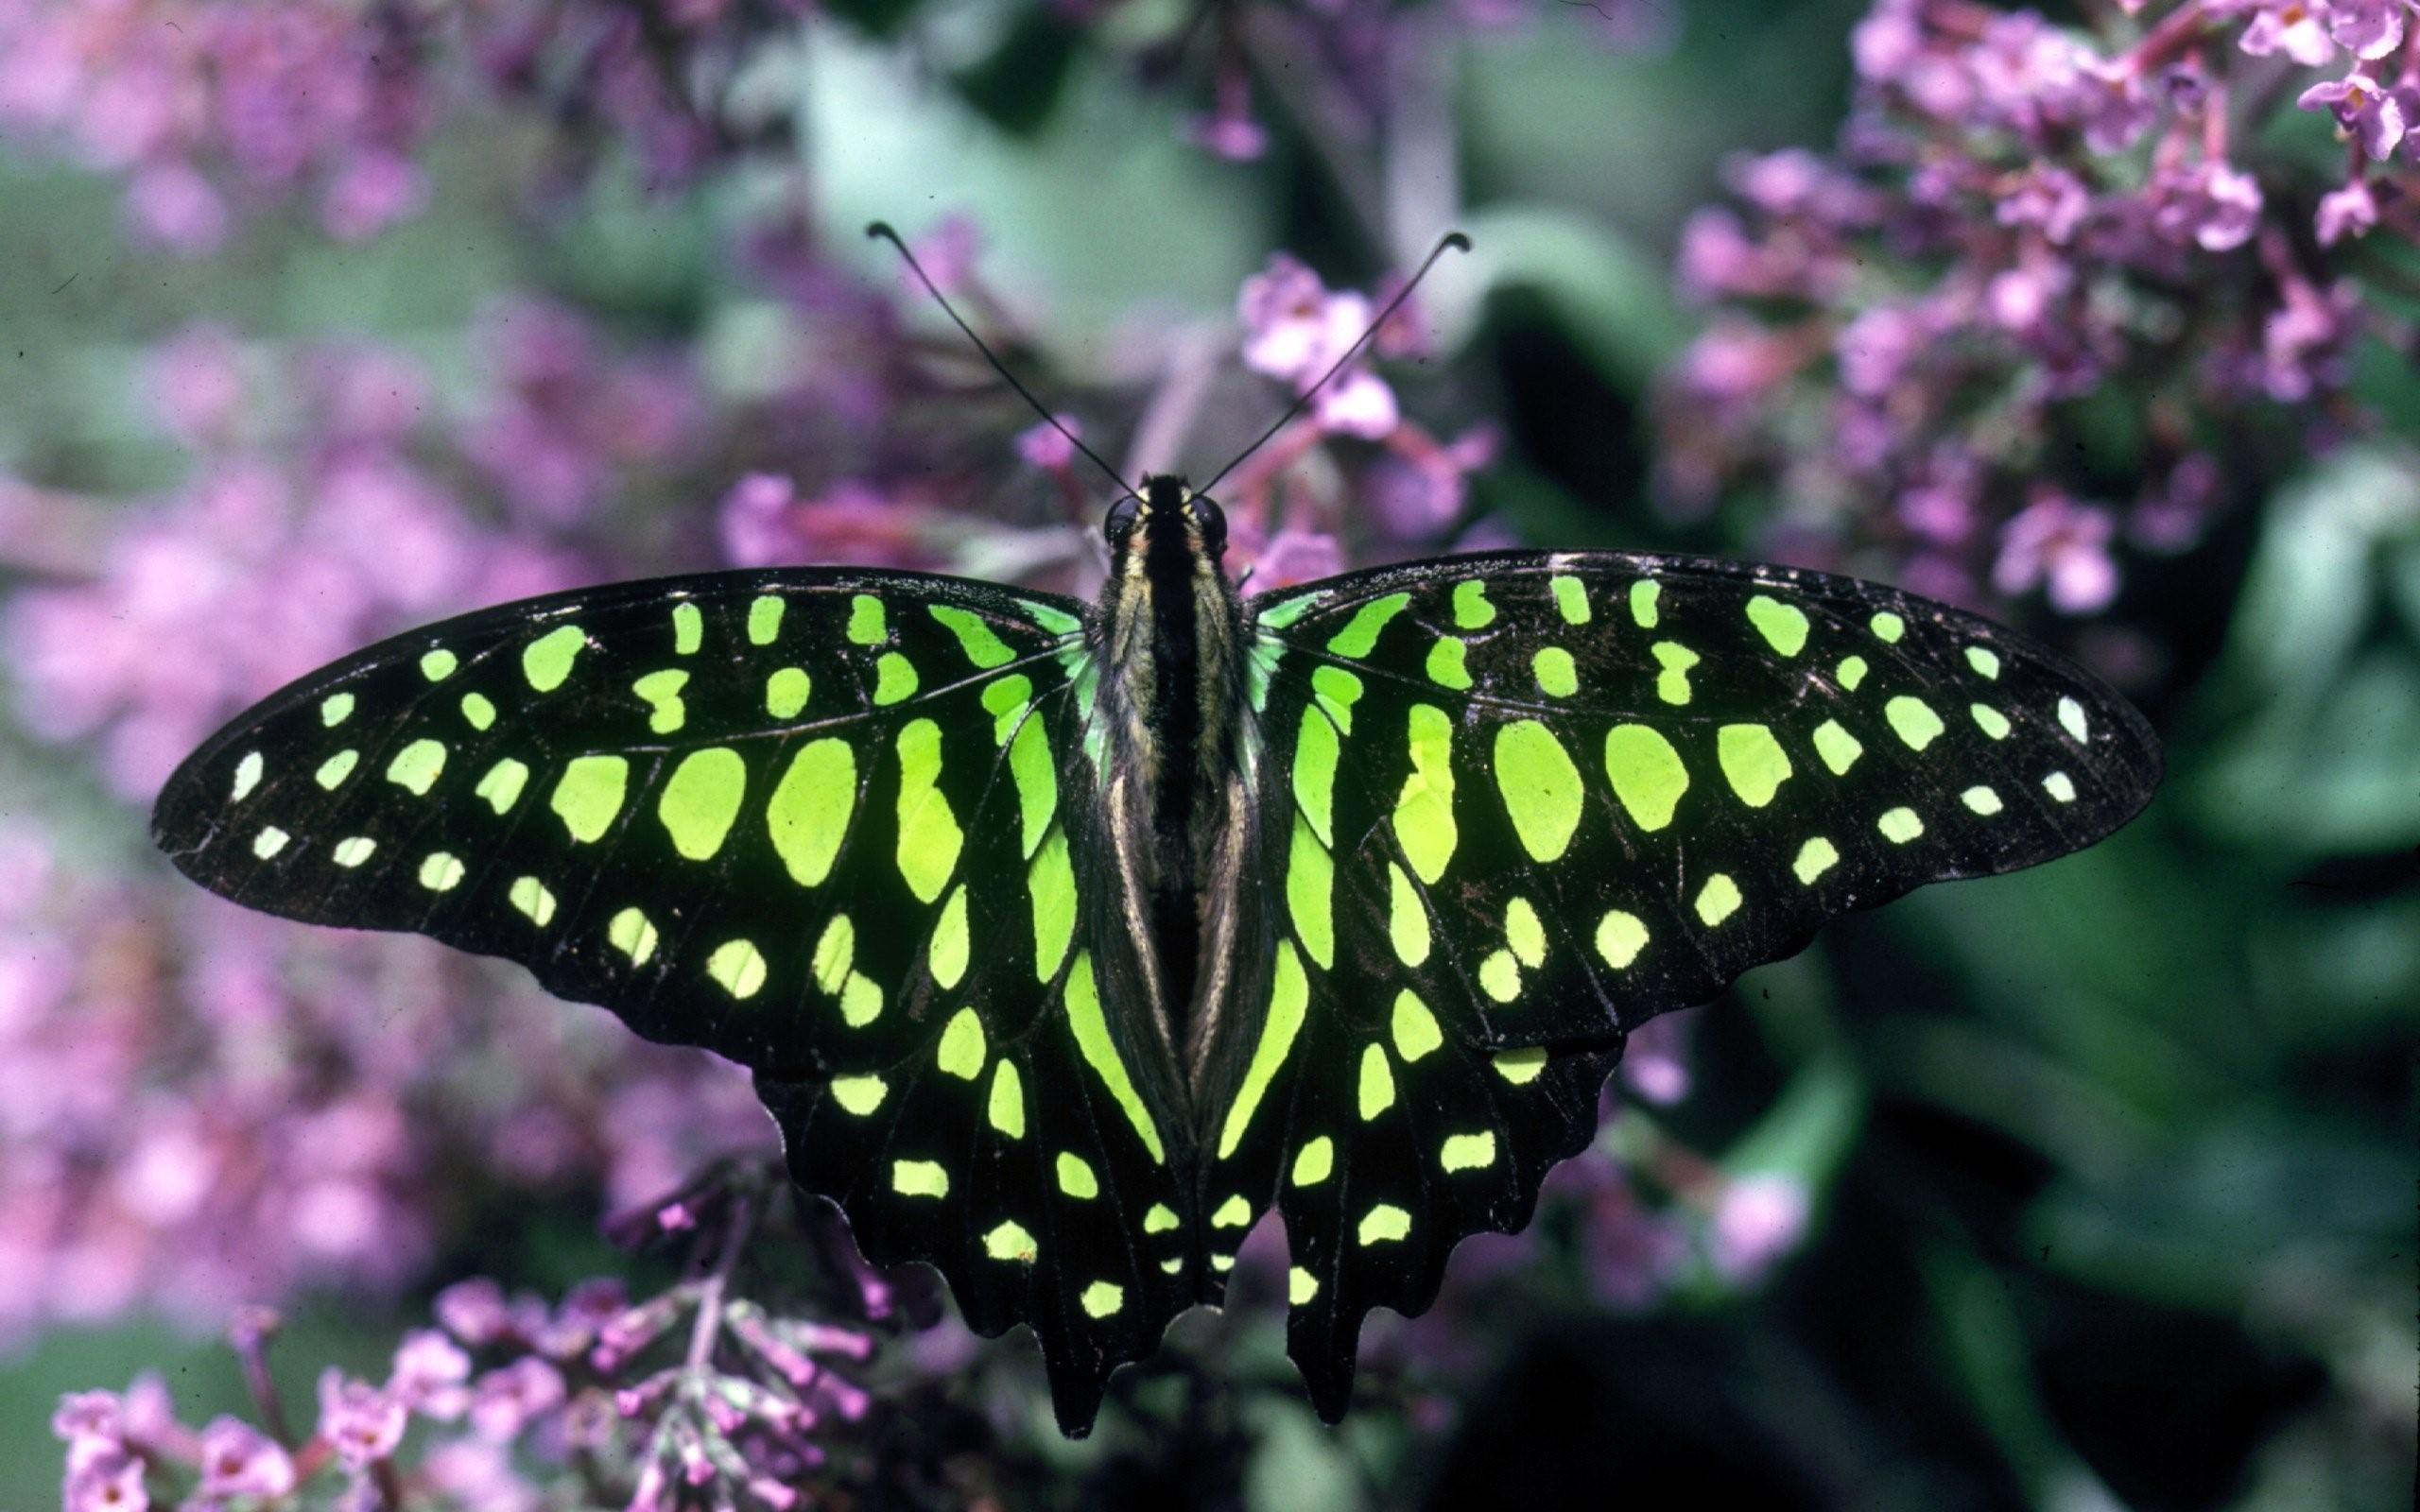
[
  {"left": 1230, "top": 549, "right": 2160, "bottom": 1416},
  {"left": 151, "top": 568, "right": 1192, "bottom": 1427}
]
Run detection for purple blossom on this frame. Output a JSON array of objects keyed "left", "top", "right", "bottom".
[
  {"left": 2314, "top": 177, "right": 2380, "bottom": 243},
  {"left": 62, "top": 1452, "right": 148, "bottom": 1512},
  {"left": 470, "top": 1357, "right": 570, "bottom": 1441},
  {"left": 1708, "top": 1174, "right": 1812, "bottom": 1282},
  {"left": 316, "top": 1370, "right": 407, "bottom": 1469},
  {"left": 2236, "top": 1, "right": 2341, "bottom": 65},
  {"left": 194, "top": 1417, "right": 295, "bottom": 1498},
  {"left": 2326, "top": 0, "right": 2411, "bottom": 57},
  {"left": 2155, "top": 161, "right": 2267, "bottom": 251},
  {"left": 1993, "top": 490, "right": 2120, "bottom": 614},
  {"left": 391, "top": 1330, "right": 475, "bottom": 1420},
  {"left": 2298, "top": 73, "right": 2408, "bottom": 158},
  {"left": 1662, "top": 0, "right": 2402, "bottom": 630}
]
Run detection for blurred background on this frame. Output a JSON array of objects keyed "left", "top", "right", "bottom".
[{"left": 3, "top": 0, "right": 2415, "bottom": 1506}]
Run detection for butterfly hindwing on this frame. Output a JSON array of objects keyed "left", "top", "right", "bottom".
[
  {"left": 1230, "top": 548, "right": 2160, "bottom": 1415},
  {"left": 150, "top": 567, "right": 1192, "bottom": 1432}
]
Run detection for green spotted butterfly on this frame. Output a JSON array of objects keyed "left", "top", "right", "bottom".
[{"left": 152, "top": 472, "right": 2159, "bottom": 1434}]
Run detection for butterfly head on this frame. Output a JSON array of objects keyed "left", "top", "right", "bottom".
[{"left": 1106, "top": 475, "right": 1228, "bottom": 563}]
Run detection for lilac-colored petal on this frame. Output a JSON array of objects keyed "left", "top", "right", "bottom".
[
  {"left": 2327, "top": 0, "right": 2409, "bottom": 58},
  {"left": 2238, "top": 4, "right": 2341, "bottom": 66},
  {"left": 1710, "top": 1174, "right": 1811, "bottom": 1281},
  {"left": 2315, "top": 178, "right": 2380, "bottom": 243},
  {"left": 196, "top": 1417, "right": 297, "bottom": 1498}
]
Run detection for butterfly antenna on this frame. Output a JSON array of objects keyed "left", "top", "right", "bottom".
[
  {"left": 866, "top": 221, "right": 1137, "bottom": 498},
  {"left": 1196, "top": 230, "right": 1471, "bottom": 500}
]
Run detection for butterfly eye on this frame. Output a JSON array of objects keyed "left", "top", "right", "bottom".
[
  {"left": 1104, "top": 497, "right": 1143, "bottom": 543},
  {"left": 1193, "top": 496, "right": 1227, "bottom": 553}
]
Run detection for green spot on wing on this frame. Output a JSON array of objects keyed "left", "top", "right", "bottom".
[
  {"left": 1064, "top": 953, "right": 1165, "bottom": 1161},
  {"left": 1255, "top": 593, "right": 1324, "bottom": 630},
  {"left": 872, "top": 652, "right": 919, "bottom": 705},
  {"left": 1492, "top": 720, "right": 1583, "bottom": 862},
  {"left": 1604, "top": 724, "right": 1687, "bottom": 832},
  {"left": 830, "top": 1075, "right": 887, "bottom": 1116},
  {"left": 1885, "top": 695, "right": 1945, "bottom": 750},
  {"left": 386, "top": 739, "right": 446, "bottom": 796},
  {"left": 766, "top": 667, "right": 811, "bottom": 719},
  {"left": 475, "top": 758, "right": 529, "bottom": 815},
  {"left": 523, "top": 625, "right": 585, "bottom": 692},
  {"left": 1019, "top": 599, "right": 1083, "bottom": 637},
  {"left": 747, "top": 594, "right": 785, "bottom": 646},
  {"left": 845, "top": 595, "right": 886, "bottom": 645},
  {"left": 1451, "top": 579, "right": 1496, "bottom": 629},
  {"left": 1716, "top": 723, "right": 1793, "bottom": 807},
  {"left": 1532, "top": 645, "right": 1578, "bottom": 697},
  {"left": 1393, "top": 704, "right": 1459, "bottom": 884},
  {"left": 657, "top": 747, "right": 746, "bottom": 860},
  {"left": 1424, "top": 636, "right": 1473, "bottom": 690},
  {"left": 1028, "top": 831, "right": 1076, "bottom": 981},
  {"left": 1286, "top": 815, "right": 1335, "bottom": 968},
  {"left": 1745, "top": 594, "right": 1809, "bottom": 656},
  {"left": 768, "top": 739, "right": 856, "bottom": 886},
  {"left": 1325, "top": 593, "right": 1410, "bottom": 657},
  {"left": 988, "top": 1060, "right": 1026, "bottom": 1138},
  {"left": 1219, "top": 941, "right": 1308, "bottom": 1159},
  {"left": 1391, "top": 990, "right": 1443, "bottom": 1061},
  {"left": 1357, "top": 1042, "right": 1395, "bottom": 1118},
  {"left": 1695, "top": 873, "right": 1742, "bottom": 925},
  {"left": 928, "top": 604, "right": 1016, "bottom": 668},
  {"left": 892, "top": 719, "right": 962, "bottom": 903},
  {"left": 929, "top": 885, "right": 970, "bottom": 988},
  {"left": 550, "top": 755, "right": 629, "bottom": 844},
  {"left": 936, "top": 1006, "right": 986, "bottom": 1080},
  {"left": 508, "top": 876, "right": 557, "bottom": 927}
]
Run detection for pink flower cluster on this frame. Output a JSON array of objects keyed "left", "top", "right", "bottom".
[
  {"left": 53, "top": 1186, "right": 883, "bottom": 1511},
  {"left": 1217, "top": 252, "right": 1501, "bottom": 587},
  {"left": 0, "top": 318, "right": 765, "bottom": 1346},
  {"left": 0, "top": 0, "right": 435, "bottom": 254},
  {"left": 720, "top": 235, "right": 1504, "bottom": 595},
  {"left": 1660, "top": 0, "right": 2416, "bottom": 625},
  {"left": 0, "top": 0, "right": 825, "bottom": 255}
]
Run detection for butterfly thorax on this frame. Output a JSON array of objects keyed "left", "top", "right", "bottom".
[{"left": 1092, "top": 477, "right": 1253, "bottom": 1089}]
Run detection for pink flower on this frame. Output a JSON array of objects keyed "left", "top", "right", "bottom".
[
  {"left": 1015, "top": 417, "right": 1083, "bottom": 472},
  {"left": 1993, "top": 490, "right": 2119, "bottom": 613},
  {"left": 1239, "top": 254, "right": 1359, "bottom": 381},
  {"left": 62, "top": 1452, "right": 148, "bottom": 1512},
  {"left": 125, "top": 163, "right": 230, "bottom": 256},
  {"left": 391, "top": 1329, "right": 475, "bottom": 1419},
  {"left": 2298, "top": 74, "right": 2407, "bottom": 159},
  {"left": 2261, "top": 281, "right": 2360, "bottom": 402},
  {"left": 1185, "top": 108, "right": 1268, "bottom": 162},
  {"left": 2327, "top": 0, "right": 2411, "bottom": 58},
  {"left": 53, "top": 1391, "right": 129, "bottom": 1460},
  {"left": 469, "top": 1357, "right": 568, "bottom": 1442},
  {"left": 1709, "top": 1174, "right": 1810, "bottom": 1282},
  {"left": 2237, "top": 2, "right": 2340, "bottom": 66},
  {"left": 317, "top": 1369, "right": 407, "bottom": 1469},
  {"left": 1240, "top": 528, "right": 1345, "bottom": 589},
  {"left": 196, "top": 1417, "right": 297, "bottom": 1498},
  {"left": 2315, "top": 178, "right": 2379, "bottom": 243},
  {"left": 2152, "top": 161, "right": 2265, "bottom": 251}
]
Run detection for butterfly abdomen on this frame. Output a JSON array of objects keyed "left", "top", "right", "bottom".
[{"left": 1090, "top": 482, "right": 1257, "bottom": 1095}]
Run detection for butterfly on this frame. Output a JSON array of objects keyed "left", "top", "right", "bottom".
[{"left": 149, "top": 235, "right": 2161, "bottom": 1437}]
